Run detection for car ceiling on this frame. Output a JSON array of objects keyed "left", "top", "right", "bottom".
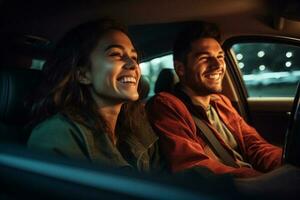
[{"left": 1, "top": 0, "right": 300, "bottom": 60}]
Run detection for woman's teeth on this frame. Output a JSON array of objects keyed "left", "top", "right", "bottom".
[{"left": 119, "top": 76, "right": 136, "bottom": 83}]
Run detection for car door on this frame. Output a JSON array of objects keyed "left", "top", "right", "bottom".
[{"left": 222, "top": 36, "right": 300, "bottom": 146}]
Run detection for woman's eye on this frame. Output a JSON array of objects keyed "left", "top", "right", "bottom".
[
  {"left": 131, "top": 56, "right": 138, "bottom": 62},
  {"left": 109, "top": 52, "right": 122, "bottom": 58}
]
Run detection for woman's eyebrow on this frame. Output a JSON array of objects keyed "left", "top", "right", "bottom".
[{"left": 104, "top": 44, "right": 137, "bottom": 53}]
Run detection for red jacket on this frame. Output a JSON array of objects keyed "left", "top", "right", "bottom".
[{"left": 146, "top": 90, "right": 282, "bottom": 178}]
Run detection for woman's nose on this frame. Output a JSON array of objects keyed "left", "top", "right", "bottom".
[{"left": 124, "top": 56, "right": 138, "bottom": 69}]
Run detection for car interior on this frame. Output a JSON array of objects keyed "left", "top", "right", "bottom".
[
  {"left": 0, "top": 0, "right": 300, "bottom": 199},
  {"left": 0, "top": 68, "right": 42, "bottom": 143}
]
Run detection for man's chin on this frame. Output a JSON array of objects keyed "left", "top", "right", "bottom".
[
  {"left": 193, "top": 86, "right": 222, "bottom": 96},
  {"left": 209, "top": 88, "right": 222, "bottom": 94},
  {"left": 212, "top": 87, "right": 222, "bottom": 93},
  {"left": 205, "top": 83, "right": 222, "bottom": 93}
]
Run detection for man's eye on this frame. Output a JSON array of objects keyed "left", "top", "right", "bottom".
[
  {"left": 199, "top": 56, "right": 208, "bottom": 61},
  {"left": 217, "top": 55, "right": 225, "bottom": 60}
]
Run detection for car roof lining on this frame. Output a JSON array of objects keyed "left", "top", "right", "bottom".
[{"left": 1, "top": 0, "right": 300, "bottom": 60}]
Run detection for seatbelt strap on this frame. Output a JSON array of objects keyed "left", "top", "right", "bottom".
[{"left": 192, "top": 116, "right": 239, "bottom": 168}]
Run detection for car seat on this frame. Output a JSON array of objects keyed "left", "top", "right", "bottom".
[
  {"left": 0, "top": 68, "right": 42, "bottom": 144},
  {"left": 154, "top": 68, "right": 179, "bottom": 94},
  {"left": 138, "top": 75, "right": 150, "bottom": 100}
]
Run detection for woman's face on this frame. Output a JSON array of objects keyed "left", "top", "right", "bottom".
[{"left": 81, "top": 30, "right": 141, "bottom": 105}]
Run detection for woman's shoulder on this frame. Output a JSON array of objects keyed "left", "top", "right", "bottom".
[
  {"left": 31, "top": 113, "right": 73, "bottom": 132},
  {"left": 27, "top": 113, "right": 92, "bottom": 159},
  {"left": 28, "top": 113, "right": 83, "bottom": 147}
]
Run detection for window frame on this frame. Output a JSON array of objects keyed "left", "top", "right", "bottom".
[
  {"left": 223, "top": 35, "right": 300, "bottom": 99},
  {"left": 222, "top": 35, "right": 300, "bottom": 124}
]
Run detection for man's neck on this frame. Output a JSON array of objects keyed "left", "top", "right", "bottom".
[{"left": 181, "top": 85, "right": 211, "bottom": 110}]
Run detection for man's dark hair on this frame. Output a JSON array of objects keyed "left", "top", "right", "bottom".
[{"left": 173, "top": 21, "right": 221, "bottom": 64}]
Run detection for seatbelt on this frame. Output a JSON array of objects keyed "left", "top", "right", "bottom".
[{"left": 192, "top": 116, "right": 239, "bottom": 168}]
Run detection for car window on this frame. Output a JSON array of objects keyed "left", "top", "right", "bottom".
[
  {"left": 140, "top": 54, "right": 173, "bottom": 96},
  {"left": 31, "top": 59, "right": 45, "bottom": 70},
  {"left": 231, "top": 42, "right": 300, "bottom": 97}
]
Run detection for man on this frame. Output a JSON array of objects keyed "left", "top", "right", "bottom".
[{"left": 146, "top": 21, "right": 282, "bottom": 178}]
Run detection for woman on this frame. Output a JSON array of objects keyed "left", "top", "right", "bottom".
[{"left": 27, "top": 19, "right": 162, "bottom": 172}]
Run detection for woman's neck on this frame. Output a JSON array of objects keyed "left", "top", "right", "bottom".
[
  {"left": 91, "top": 92, "right": 123, "bottom": 144},
  {"left": 98, "top": 104, "right": 122, "bottom": 134}
]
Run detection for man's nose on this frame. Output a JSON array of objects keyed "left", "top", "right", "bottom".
[{"left": 209, "top": 57, "right": 222, "bottom": 69}]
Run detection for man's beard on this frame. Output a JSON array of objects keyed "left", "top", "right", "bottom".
[{"left": 188, "top": 80, "right": 223, "bottom": 96}]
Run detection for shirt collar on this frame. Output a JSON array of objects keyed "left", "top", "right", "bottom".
[
  {"left": 173, "top": 83, "right": 207, "bottom": 118},
  {"left": 174, "top": 83, "right": 222, "bottom": 119}
]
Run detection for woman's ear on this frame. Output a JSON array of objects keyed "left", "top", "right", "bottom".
[
  {"left": 77, "top": 68, "right": 92, "bottom": 85},
  {"left": 174, "top": 60, "right": 185, "bottom": 78}
]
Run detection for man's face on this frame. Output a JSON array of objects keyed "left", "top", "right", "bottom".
[{"left": 178, "top": 37, "right": 226, "bottom": 96}]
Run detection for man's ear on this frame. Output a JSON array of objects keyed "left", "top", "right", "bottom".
[
  {"left": 174, "top": 60, "right": 185, "bottom": 78},
  {"left": 77, "top": 68, "right": 91, "bottom": 85}
]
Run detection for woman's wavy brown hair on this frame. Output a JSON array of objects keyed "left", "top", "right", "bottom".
[{"left": 29, "top": 18, "right": 146, "bottom": 135}]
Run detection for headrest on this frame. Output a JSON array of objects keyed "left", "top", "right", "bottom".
[
  {"left": 0, "top": 69, "right": 42, "bottom": 125},
  {"left": 154, "top": 68, "right": 179, "bottom": 94},
  {"left": 138, "top": 75, "right": 150, "bottom": 100}
]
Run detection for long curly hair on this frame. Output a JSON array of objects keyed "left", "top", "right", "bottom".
[{"left": 29, "top": 18, "right": 146, "bottom": 136}]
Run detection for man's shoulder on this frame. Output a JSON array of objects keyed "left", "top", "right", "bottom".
[
  {"left": 146, "top": 92, "right": 196, "bottom": 131},
  {"left": 147, "top": 92, "right": 186, "bottom": 108},
  {"left": 151, "top": 91, "right": 178, "bottom": 100}
]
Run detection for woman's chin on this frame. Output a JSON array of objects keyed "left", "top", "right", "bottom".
[
  {"left": 120, "top": 92, "right": 139, "bottom": 102},
  {"left": 128, "top": 94, "right": 139, "bottom": 101}
]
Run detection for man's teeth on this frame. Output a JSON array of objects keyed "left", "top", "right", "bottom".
[
  {"left": 207, "top": 74, "right": 220, "bottom": 80},
  {"left": 119, "top": 76, "right": 136, "bottom": 83}
]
